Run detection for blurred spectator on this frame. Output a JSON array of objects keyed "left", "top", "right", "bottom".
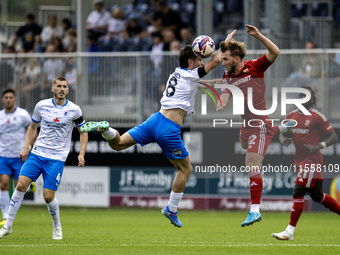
[
  {"left": 145, "top": 0, "right": 185, "bottom": 40},
  {"left": 39, "top": 15, "right": 63, "bottom": 51},
  {"left": 63, "top": 28, "right": 77, "bottom": 52},
  {"left": 299, "top": 40, "right": 322, "bottom": 78},
  {"left": 87, "top": 35, "right": 100, "bottom": 74},
  {"left": 161, "top": 29, "right": 176, "bottom": 51},
  {"left": 61, "top": 18, "right": 73, "bottom": 47},
  {"left": 150, "top": 31, "right": 164, "bottom": 71},
  {"left": 169, "top": 40, "right": 181, "bottom": 52},
  {"left": 0, "top": 46, "right": 15, "bottom": 91},
  {"left": 107, "top": 7, "right": 126, "bottom": 39},
  {"left": 40, "top": 44, "right": 65, "bottom": 96},
  {"left": 20, "top": 58, "right": 41, "bottom": 110},
  {"left": 126, "top": 13, "right": 145, "bottom": 39},
  {"left": 49, "top": 37, "right": 66, "bottom": 53},
  {"left": 179, "top": 28, "right": 193, "bottom": 46},
  {"left": 86, "top": 0, "right": 111, "bottom": 41},
  {"left": 9, "top": 13, "right": 42, "bottom": 53}
]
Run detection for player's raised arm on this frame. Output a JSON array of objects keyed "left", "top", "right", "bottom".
[{"left": 245, "top": 24, "right": 280, "bottom": 62}]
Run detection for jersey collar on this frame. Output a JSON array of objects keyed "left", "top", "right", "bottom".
[{"left": 52, "top": 98, "right": 69, "bottom": 107}]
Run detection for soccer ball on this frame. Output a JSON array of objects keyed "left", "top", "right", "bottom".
[{"left": 192, "top": 35, "right": 215, "bottom": 58}]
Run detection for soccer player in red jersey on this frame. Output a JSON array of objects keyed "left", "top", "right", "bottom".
[
  {"left": 272, "top": 87, "right": 339, "bottom": 240},
  {"left": 216, "top": 25, "right": 280, "bottom": 226}
]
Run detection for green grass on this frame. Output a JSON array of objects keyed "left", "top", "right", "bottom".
[{"left": 0, "top": 206, "right": 339, "bottom": 254}]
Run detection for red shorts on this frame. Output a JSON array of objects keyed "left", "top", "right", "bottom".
[
  {"left": 239, "top": 123, "right": 274, "bottom": 156},
  {"left": 294, "top": 159, "right": 323, "bottom": 188}
]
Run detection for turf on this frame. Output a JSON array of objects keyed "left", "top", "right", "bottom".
[{"left": 0, "top": 206, "right": 339, "bottom": 254}]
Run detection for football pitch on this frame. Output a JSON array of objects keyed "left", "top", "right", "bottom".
[{"left": 0, "top": 206, "right": 339, "bottom": 254}]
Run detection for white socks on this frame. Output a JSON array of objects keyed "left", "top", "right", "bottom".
[
  {"left": 101, "top": 127, "right": 117, "bottom": 140},
  {"left": 250, "top": 204, "right": 260, "bottom": 213},
  {"left": 168, "top": 191, "right": 183, "bottom": 212},
  {"left": 47, "top": 198, "right": 61, "bottom": 228},
  {"left": 4, "top": 189, "right": 25, "bottom": 228},
  {"left": 286, "top": 224, "right": 295, "bottom": 235},
  {"left": 0, "top": 190, "right": 10, "bottom": 219}
]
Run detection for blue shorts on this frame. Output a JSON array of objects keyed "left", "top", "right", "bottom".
[
  {"left": 128, "top": 112, "right": 189, "bottom": 160},
  {"left": 20, "top": 153, "right": 65, "bottom": 191},
  {"left": 0, "top": 156, "right": 23, "bottom": 180}
]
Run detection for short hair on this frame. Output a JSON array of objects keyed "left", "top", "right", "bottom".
[
  {"left": 302, "top": 86, "right": 316, "bottom": 107},
  {"left": 179, "top": 45, "right": 198, "bottom": 68},
  {"left": 52, "top": 76, "right": 68, "bottom": 86},
  {"left": 219, "top": 40, "right": 246, "bottom": 60},
  {"left": 25, "top": 13, "right": 35, "bottom": 20},
  {"left": 2, "top": 88, "right": 15, "bottom": 98}
]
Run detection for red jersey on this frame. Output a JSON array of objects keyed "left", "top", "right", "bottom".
[
  {"left": 287, "top": 108, "right": 334, "bottom": 165},
  {"left": 221, "top": 54, "right": 273, "bottom": 124}
]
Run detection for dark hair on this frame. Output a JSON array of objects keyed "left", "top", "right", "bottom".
[
  {"left": 179, "top": 45, "right": 197, "bottom": 68},
  {"left": 62, "top": 18, "right": 72, "bottom": 30},
  {"left": 2, "top": 88, "right": 15, "bottom": 97},
  {"left": 25, "top": 13, "right": 35, "bottom": 20},
  {"left": 302, "top": 86, "right": 316, "bottom": 107}
]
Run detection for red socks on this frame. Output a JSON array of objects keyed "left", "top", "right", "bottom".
[
  {"left": 249, "top": 171, "right": 263, "bottom": 205},
  {"left": 321, "top": 194, "right": 340, "bottom": 215},
  {"left": 289, "top": 197, "right": 304, "bottom": 227}
]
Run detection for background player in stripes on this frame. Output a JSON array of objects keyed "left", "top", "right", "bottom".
[
  {"left": 272, "top": 86, "right": 340, "bottom": 240},
  {"left": 0, "top": 88, "right": 36, "bottom": 227}
]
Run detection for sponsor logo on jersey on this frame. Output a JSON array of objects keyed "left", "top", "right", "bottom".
[
  {"left": 172, "top": 149, "right": 182, "bottom": 157},
  {"left": 305, "top": 120, "right": 310, "bottom": 127},
  {"left": 53, "top": 117, "right": 60, "bottom": 122}
]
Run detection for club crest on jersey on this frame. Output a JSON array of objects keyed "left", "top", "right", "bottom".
[
  {"left": 305, "top": 120, "right": 310, "bottom": 127},
  {"left": 64, "top": 112, "right": 67, "bottom": 116}
]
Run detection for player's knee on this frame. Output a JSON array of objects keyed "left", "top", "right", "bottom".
[
  {"left": 43, "top": 194, "right": 54, "bottom": 204},
  {"left": 0, "top": 183, "right": 10, "bottom": 190},
  {"left": 15, "top": 182, "right": 28, "bottom": 193},
  {"left": 179, "top": 165, "right": 192, "bottom": 179}
]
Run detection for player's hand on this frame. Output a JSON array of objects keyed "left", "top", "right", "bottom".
[
  {"left": 225, "top": 29, "right": 236, "bottom": 42},
  {"left": 78, "top": 155, "right": 85, "bottom": 167},
  {"left": 216, "top": 100, "right": 224, "bottom": 111},
  {"left": 303, "top": 144, "right": 320, "bottom": 154},
  {"left": 279, "top": 134, "right": 292, "bottom": 147},
  {"left": 245, "top": 24, "right": 260, "bottom": 37},
  {"left": 20, "top": 147, "right": 30, "bottom": 162}
]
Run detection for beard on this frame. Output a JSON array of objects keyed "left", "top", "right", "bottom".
[{"left": 227, "top": 60, "right": 237, "bottom": 74}]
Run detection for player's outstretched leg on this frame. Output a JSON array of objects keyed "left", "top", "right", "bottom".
[
  {"left": 80, "top": 121, "right": 109, "bottom": 133},
  {"left": 0, "top": 226, "right": 12, "bottom": 239},
  {"left": 161, "top": 205, "right": 183, "bottom": 228},
  {"left": 272, "top": 229, "right": 294, "bottom": 241},
  {"left": 241, "top": 211, "right": 262, "bottom": 227}
]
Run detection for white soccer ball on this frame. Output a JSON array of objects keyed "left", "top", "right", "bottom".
[{"left": 192, "top": 35, "right": 215, "bottom": 58}]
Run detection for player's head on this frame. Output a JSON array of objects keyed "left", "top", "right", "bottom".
[
  {"left": 52, "top": 77, "right": 69, "bottom": 100},
  {"left": 179, "top": 45, "right": 203, "bottom": 69},
  {"left": 299, "top": 86, "right": 316, "bottom": 109},
  {"left": 1, "top": 88, "right": 16, "bottom": 110},
  {"left": 219, "top": 40, "right": 246, "bottom": 73}
]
